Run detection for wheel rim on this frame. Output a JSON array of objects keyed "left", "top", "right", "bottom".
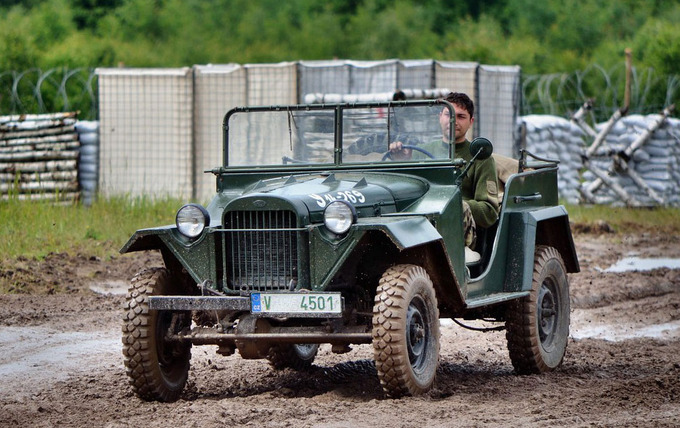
[
  {"left": 537, "top": 278, "right": 558, "bottom": 351},
  {"left": 406, "top": 296, "right": 429, "bottom": 374},
  {"left": 293, "top": 343, "right": 318, "bottom": 360},
  {"left": 155, "top": 311, "right": 188, "bottom": 384}
]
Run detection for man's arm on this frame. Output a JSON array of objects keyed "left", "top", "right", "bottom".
[{"left": 466, "top": 156, "right": 500, "bottom": 228}]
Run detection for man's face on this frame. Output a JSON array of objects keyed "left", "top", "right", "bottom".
[{"left": 440, "top": 103, "right": 473, "bottom": 144}]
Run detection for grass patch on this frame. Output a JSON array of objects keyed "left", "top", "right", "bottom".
[
  {"left": 0, "top": 198, "right": 678, "bottom": 294},
  {"left": 1, "top": 199, "right": 678, "bottom": 261},
  {"left": 566, "top": 204, "right": 680, "bottom": 234},
  {"left": 0, "top": 197, "right": 680, "bottom": 259},
  {"left": 0, "top": 196, "right": 185, "bottom": 260}
]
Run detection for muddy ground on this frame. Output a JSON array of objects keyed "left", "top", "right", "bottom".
[{"left": 1, "top": 229, "right": 679, "bottom": 428}]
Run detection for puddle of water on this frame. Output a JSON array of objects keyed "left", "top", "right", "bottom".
[
  {"left": 441, "top": 317, "right": 680, "bottom": 342},
  {"left": 89, "top": 280, "right": 128, "bottom": 295},
  {"left": 602, "top": 257, "right": 680, "bottom": 273},
  {"left": 571, "top": 320, "right": 680, "bottom": 342},
  {"left": 0, "top": 326, "right": 121, "bottom": 394}
]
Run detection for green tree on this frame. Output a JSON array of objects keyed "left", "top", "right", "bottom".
[
  {"left": 632, "top": 18, "right": 680, "bottom": 77},
  {"left": 70, "top": 0, "right": 123, "bottom": 30},
  {"left": 28, "top": 0, "right": 76, "bottom": 48},
  {"left": 345, "top": 0, "right": 440, "bottom": 59},
  {"left": 1, "top": 0, "right": 680, "bottom": 84},
  {"left": 0, "top": 5, "right": 39, "bottom": 70}
]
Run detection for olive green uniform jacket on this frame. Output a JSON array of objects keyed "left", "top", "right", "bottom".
[
  {"left": 415, "top": 139, "right": 500, "bottom": 228},
  {"left": 455, "top": 140, "right": 500, "bottom": 228}
]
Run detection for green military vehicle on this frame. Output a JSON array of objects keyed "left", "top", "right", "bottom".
[{"left": 121, "top": 100, "right": 579, "bottom": 401}]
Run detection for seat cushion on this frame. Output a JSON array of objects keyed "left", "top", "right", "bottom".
[{"left": 465, "top": 246, "right": 481, "bottom": 264}]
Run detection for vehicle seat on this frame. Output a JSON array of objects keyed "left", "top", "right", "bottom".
[
  {"left": 492, "top": 153, "right": 520, "bottom": 202},
  {"left": 465, "top": 247, "right": 481, "bottom": 264}
]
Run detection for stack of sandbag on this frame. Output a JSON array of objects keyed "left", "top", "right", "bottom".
[
  {"left": 581, "top": 114, "right": 680, "bottom": 206},
  {"left": 517, "top": 115, "right": 585, "bottom": 204},
  {"left": 75, "top": 121, "right": 99, "bottom": 206}
]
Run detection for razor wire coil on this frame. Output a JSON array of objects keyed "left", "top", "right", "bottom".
[
  {"left": 522, "top": 63, "right": 678, "bottom": 121},
  {"left": 0, "top": 65, "right": 677, "bottom": 123},
  {"left": 0, "top": 68, "right": 97, "bottom": 120}
]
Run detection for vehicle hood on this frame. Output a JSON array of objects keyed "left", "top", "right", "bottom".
[{"left": 231, "top": 172, "right": 429, "bottom": 218}]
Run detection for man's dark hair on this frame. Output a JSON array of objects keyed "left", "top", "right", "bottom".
[{"left": 444, "top": 92, "right": 474, "bottom": 118}]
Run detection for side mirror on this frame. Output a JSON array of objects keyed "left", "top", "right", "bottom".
[
  {"left": 470, "top": 137, "right": 493, "bottom": 161},
  {"left": 455, "top": 137, "right": 494, "bottom": 185}
]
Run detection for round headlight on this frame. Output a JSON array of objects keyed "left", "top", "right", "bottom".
[
  {"left": 176, "top": 204, "right": 210, "bottom": 238},
  {"left": 323, "top": 201, "right": 356, "bottom": 235}
]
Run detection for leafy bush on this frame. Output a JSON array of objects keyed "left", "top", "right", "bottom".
[{"left": 1, "top": 0, "right": 679, "bottom": 75}]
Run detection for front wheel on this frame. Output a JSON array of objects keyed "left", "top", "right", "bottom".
[
  {"left": 372, "top": 264, "right": 440, "bottom": 397},
  {"left": 506, "top": 246, "right": 570, "bottom": 374},
  {"left": 267, "top": 343, "right": 319, "bottom": 370},
  {"left": 122, "top": 268, "right": 192, "bottom": 402}
]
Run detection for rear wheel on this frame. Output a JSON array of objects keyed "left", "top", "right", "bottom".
[
  {"left": 267, "top": 343, "right": 319, "bottom": 370},
  {"left": 122, "top": 268, "right": 192, "bottom": 402},
  {"left": 506, "top": 246, "right": 570, "bottom": 374},
  {"left": 372, "top": 264, "right": 440, "bottom": 397}
]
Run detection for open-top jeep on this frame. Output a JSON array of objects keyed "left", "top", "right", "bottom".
[{"left": 121, "top": 100, "right": 579, "bottom": 401}]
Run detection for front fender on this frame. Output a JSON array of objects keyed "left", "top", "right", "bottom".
[
  {"left": 120, "top": 226, "right": 174, "bottom": 254},
  {"left": 120, "top": 226, "right": 216, "bottom": 286},
  {"left": 355, "top": 215, "right": 441, "bottom": 250},
  {"left": 308, "top": 216, "right": 443, "bottom": 289}
]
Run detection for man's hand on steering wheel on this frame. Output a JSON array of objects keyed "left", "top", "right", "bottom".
[
  {"left": 388, "top": 141, "right": 412, "bottom": 160},
  {"left": 384, "top": 142, "right": 435, "bottom": 161}
]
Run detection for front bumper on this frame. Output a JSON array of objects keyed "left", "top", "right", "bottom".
[
  {"left": 148, "top": 293, "right": 345, "bottom": 319},
  {"left": 149, "top": 295, "right": 250, "bottom": 311}
]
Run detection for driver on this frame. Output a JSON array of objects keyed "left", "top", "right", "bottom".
[{"left": 389, "top": 92, "right": 499, "bottom": 262}]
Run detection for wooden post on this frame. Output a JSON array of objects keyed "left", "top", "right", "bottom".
[
  {"left": 624, "top": 48, "right": 632, "bottom": 114},
  {"left": 570, "top": 99, "right": 597, "bottom": 138},
  {"left": 585, "top": 108, "right": 623, "bottom": 158}
]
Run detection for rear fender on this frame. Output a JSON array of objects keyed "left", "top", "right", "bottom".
[{"left": 505, "top": 206, "right": 580, "bottom": 293}]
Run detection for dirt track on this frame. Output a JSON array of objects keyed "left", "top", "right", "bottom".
[{"left": 1, "top": 231, "right": 679, "bottom": 427}]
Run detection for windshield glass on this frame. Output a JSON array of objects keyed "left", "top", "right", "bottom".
[{"left": 226, "top": 102, "right": 453, "bottom": 167}]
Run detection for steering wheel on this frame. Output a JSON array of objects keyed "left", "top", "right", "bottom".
[{"left": 382, "top": 145, "right": 436, "bottom": 161}]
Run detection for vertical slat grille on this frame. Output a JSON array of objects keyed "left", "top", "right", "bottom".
[{"left": 221, "top": 210, "right": 299, "bottom": 291}]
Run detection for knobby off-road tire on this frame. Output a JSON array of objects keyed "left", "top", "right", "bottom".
[
  {"left": 506, "top": 246, "right": 570, "bottom": 374},
  {"left": 372, "top": 264, "right": 440, "bottom": 398},
  {"left": 267, "top": 344, "right": 319, "bottom": 370},
  {"left": 122, "top": 268, "right": 192, "bottom": 402}
]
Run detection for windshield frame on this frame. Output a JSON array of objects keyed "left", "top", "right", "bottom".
[{"left": 221, "top": 100, "right": 456, "bottom": 171}]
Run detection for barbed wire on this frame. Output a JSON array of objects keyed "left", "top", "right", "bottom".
[
  {"left": 0, "top": 66, "right": 677, "bottom": 123},
  {"left": 523, "top": 63, "right": 679, "bottom": 122},
  {"left": 0, "top": 68, "right": 97, "bottom": 120}
]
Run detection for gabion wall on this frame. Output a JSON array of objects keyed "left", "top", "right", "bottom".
[{"left": 96, "top": 60, "right": 521, "bottom": 201}]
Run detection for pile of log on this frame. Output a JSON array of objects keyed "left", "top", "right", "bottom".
[
  {"left": 303, "top": 88, "right": 451, "bottom": 104},
  {"left": 0, "top": 112, "right": 80, "bottom": 202}
]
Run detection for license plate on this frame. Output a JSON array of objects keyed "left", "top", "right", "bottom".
[{"left": 250, "top": 292, "right": 342, "bottom": 317}]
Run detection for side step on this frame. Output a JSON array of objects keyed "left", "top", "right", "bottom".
[{"left": 464, "top": 291, "right": 529, "bottom": 309}]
